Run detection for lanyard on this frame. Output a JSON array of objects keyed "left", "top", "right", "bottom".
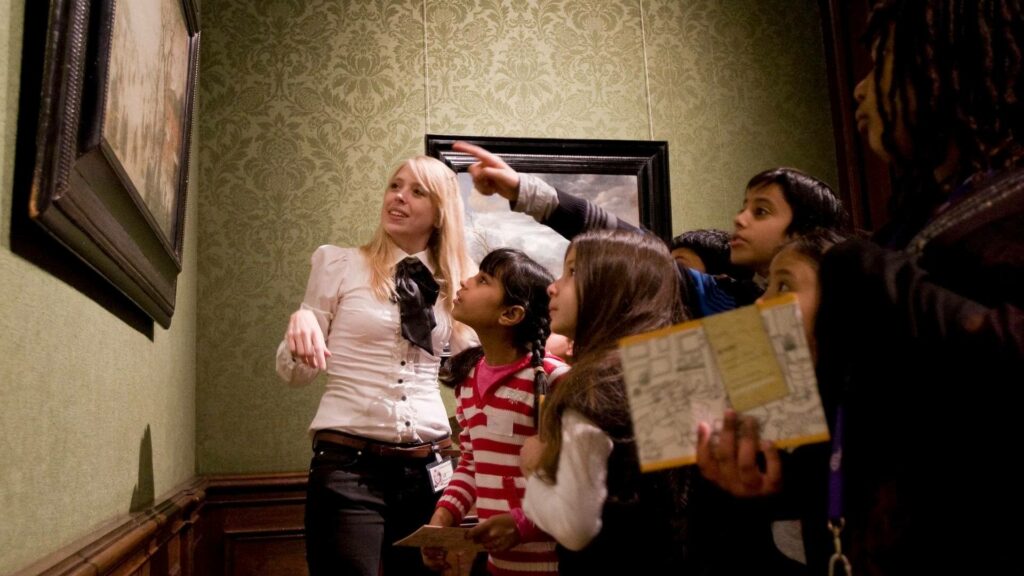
[
  {"left": 828, "top": 404, "right": 852, "bottom": 576},
  {"left": 934, "top": 171, "right": 990, "bottom": 217}
]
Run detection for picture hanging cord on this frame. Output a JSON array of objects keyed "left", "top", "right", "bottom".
[
  {"left": 640, "top": 0, "right": 655, "bottom": 139},
  {"left": 423, "top": 0, "right": 430, "bottom": 134}
]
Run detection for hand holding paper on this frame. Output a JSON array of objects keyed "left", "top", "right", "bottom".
[
  {"left": 467, "top": 514, "right": 520, "bottom": 552},
  {"left": 394, "top": 525, "right": 485, "bottom": 552},
  {"left": 696, "top": 410, "right": 783, "bottom": 497},
  {"left": 618, "top": 295, "right": 829, "bottom": 472}
]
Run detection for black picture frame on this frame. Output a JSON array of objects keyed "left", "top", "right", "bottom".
[
  {"left": 425, "top": 134, "right": 672, "bottom": 245},
  {"left": 27, "top": 0, "right": 200, "bottom": 328}
]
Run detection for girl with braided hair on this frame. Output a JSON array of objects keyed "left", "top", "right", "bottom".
[
  {"left": 422, "top": 248, "right": 568, "bottom": 575},
  {"left": 698, "top": 2, "right": 1024, "bottom": 574},
  {"left": 519, "top": 229, "right": 690, "bottom": 575}
]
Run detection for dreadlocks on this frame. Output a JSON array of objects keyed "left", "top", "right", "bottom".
[{"left": 866, "top": 0, "right": 1024, "bottom": 184}]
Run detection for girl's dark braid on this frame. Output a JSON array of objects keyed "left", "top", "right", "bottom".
[
  {"left": 450, "top": 248, "right": 555, "bottom": 425},
  {"left": 529, "top": 316, "right": 552, "bottom": 427}
]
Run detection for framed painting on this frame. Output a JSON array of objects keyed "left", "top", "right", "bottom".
[
  {"left": 425, "top": 135, "right": 671, "bottom": 275},
  {"left": 28, "top": 0, "right": 200, "bottom": 327}
]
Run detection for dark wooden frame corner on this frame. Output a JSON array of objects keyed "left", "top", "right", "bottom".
[{"left": 28, "top": 0, "right": 201, "bottom": 327}]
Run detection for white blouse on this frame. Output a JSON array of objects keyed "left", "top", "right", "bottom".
[
  {"left": 522, "top": 409, "right": 614, "bottom": 551},
  {"left": 276, "top": 244, "right": 474, "bottom": 443}
]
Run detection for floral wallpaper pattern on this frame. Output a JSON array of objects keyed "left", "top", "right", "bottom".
[{"left": 198, "top": 0, "right": 837, "bottom": 473}]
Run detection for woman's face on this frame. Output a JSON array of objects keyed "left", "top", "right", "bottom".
[
  {"left": 381, "top": 163, "right": 437, "bottom": 253},
  {"left": 853, "top": 31, "right": 914, "bottom": 164},
  {"left": 547, "top": 247, "right": 579, "bottom": 340}
]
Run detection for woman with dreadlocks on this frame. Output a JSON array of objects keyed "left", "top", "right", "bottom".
[{"left": 696, "top": 1, "right": 1024, "bottom": 574}]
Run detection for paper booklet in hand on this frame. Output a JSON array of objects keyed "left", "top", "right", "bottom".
[
  {"left": 618, "top": 294, "right": 829, "bottom": 472},
  {"left": 393, "top": 525, "right": 486, "bottom": 551}
]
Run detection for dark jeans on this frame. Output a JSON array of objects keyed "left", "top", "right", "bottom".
[{"left": 305, "top": 444, "right": 441, "bottom": 576}]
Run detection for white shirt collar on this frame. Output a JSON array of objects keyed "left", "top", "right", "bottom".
[{"left": 389, "top": 245, "right": 436, "bottom": 275}]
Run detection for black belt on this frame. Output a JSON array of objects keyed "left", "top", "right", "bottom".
[{"left": 313, "top": 429, "right": 457, "bottom": 459}]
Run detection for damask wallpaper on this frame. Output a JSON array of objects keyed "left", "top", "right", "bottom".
[
  {"left": 2, "top": 0, "right": 198, "bottom": 570},
  {"left": 197, "top": 0, "right": 837, "bottom": 473}
]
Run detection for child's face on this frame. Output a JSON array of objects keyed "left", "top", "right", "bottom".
[
  {"left": 731, "top": 183, "right": 793, "bottom": 275},
  {"left": 452, "top": 270, "right": 507, "bottom": 330},
  {"left": 671, "top": 247, "right": 706, "bottom": 273},
  {"left": 547, "top": 247, "right": 579, "bottom": 339},
  {"left": 759, "top": 247, "right": 820, "bottom": 357}
]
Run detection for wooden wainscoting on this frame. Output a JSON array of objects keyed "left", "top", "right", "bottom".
[
  {"left": 193, "top": 473, "right": 308, "bottom": 576},
  {"left": 14, "top": 473, "right": 309, "bottom": 576},
  {"left": 13, "top": 479, "right": 204, "bottom": 576}
]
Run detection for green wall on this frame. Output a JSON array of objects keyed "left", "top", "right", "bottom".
[
  {"left": 0, "top": 0, "right": 198, "bottom": 572},
  {"left": 197, "top": 0, "right": 837, "bottom": 474},
  {"left": 0, "top": 0, "right": 836, "bottom": 570}
]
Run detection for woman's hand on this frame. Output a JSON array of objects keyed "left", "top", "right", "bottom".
[
  {"left": 451, "top": 142, "right": 521, "bottom": 203},
  {"left": 467, "top": 513, "right": 520, "bottom": 553},
  {"left": 696, "top": 410, "right": 782, "bottom": 498},
  {"left": 286, "top": 309, "right": 331, "bottom": 370},
  {"left": 519, "top": 435, "right": 545, "bottom": 476}
]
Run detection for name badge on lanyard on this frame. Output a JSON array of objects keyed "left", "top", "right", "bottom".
[{"left": 426, "top": 449, "right": 454, "bottom": 493}]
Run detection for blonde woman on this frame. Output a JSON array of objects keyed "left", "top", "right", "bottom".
[{"left": 276, "top": 155, "right": 476, "bottom": 576}]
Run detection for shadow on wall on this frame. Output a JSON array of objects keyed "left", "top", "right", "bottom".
[
  {"left": 7, "top": 0, "right": 153, "bottom": 338},
  {"left": 129, "top": 424, "right": 155, "bottom": 513}
]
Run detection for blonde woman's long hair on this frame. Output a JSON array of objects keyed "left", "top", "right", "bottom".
[{"left": 360, "top": 155, "right": 473, "bottom": 315}]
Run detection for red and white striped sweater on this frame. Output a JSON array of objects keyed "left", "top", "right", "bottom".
[{"left": 437, "top": 353, "right": 569, "bottom": 575}]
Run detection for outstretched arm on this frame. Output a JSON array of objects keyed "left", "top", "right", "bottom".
[
  {"left": 454, "top": 141, "right": 702, "bottom": 318},
  {"left": 453, "top": 141, "right": 635, "bottom": 240}
]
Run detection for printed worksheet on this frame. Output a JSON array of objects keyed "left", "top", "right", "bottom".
[
  {"left": 618, "top": 294, "right": 829, "bottom": 472},
  {"left": 393, "top": 525, "right": 486, "bottom": 551}
]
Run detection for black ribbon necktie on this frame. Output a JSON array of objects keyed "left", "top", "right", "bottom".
[{"left": 394, "top": 256, "right": 440, "bottom": 354}]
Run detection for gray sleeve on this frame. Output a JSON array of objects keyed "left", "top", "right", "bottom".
[{"left": 511, "top": 173, "right": 560, "bottom": 222}]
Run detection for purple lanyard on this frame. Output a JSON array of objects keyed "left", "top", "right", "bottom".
[
  {"left": 936, "top": 171, "right": 989, "bottom": 216},
  {"left": 828, "top": 405, "right": 851, "bottom": 576}
]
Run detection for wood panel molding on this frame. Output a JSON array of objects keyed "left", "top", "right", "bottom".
[
  {"left": 195, "top": 473, "right": 308, "bottom": 576},
  {"left": 13, "top": 478, "right": 205, "bottom": 576},
  {"left": 12, "top": 473, "right": 310, "bottom": 576}
]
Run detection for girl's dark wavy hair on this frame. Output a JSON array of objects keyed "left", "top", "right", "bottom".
[
  {"left": 670, "top": 229, "right": 743, "bottom": 277},
  {"left": 440, "top": 248, "right": 554, "bottom": 405},
  {"left": 776, "top": 228, "right": 852, "bottom": 268},
  {"left": 536, "top": 229, "right": 685, "bottom": 482},
  {"left": 866, "top": 0, "right": 1024, "bottom": 236}
]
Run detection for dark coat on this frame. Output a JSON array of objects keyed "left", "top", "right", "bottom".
[{"left": 803, "top": 166, "right": 1024, "bottom": 575}]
